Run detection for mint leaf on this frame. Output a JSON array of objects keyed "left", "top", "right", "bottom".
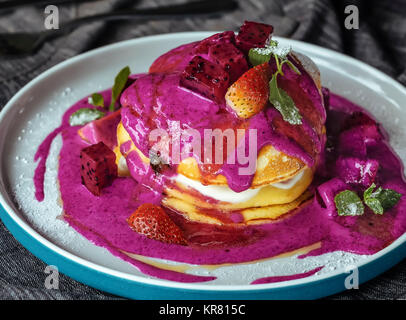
[
  {"left": 89, "top": 93, "right": 104, "bottom": 108},
  {"left": 269, "top": 74, "right": 302, "bottom": 125},
  {"left": 364, "top": 183, "right": 378, "bottom": 199},
  {"left": 334, "top": 190, "right": 364, "bottom": 216},
  {"left": 363, "top": 183, "right": 383, "bottom": 214},
  {"left": 363, "top": 183, "right": 402, "bottom": 214},
  {"left": 268, "top": 40, "right": 279, "bottom": 47},
  {"left": 365, "top": 197, "right": 384, "bottom": 215},
  {"left": 377, "top": 189, "right": 402, "bottom": 210},
  {"left": 110, "top": 66, "right": 131, "bottom": 112},
  {"left": 69, "top": 108, "right": 105, "bottom": 126},
  {"left": 248, "top": 41, "right": 291, "bottom": 67},
  {"left": 248, "top": 48, "right": 272, "bottom": 66}
]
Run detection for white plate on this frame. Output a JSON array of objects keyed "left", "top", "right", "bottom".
[{"left": 0, "top": 32, "right": 405, "bottom": 299}]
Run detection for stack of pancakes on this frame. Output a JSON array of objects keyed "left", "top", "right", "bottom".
[
  {"left": 115, "top": 120, "right": 315, "bottom": 225},
  {"left": 112, "top": 38, "right": 326, "bottom": 225}
]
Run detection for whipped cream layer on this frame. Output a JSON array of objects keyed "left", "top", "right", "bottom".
[{"left": 174, "top": 170, "right": 305, "bottom": 204}]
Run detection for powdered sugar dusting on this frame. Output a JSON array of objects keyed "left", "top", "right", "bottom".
[{"left": 252, "top": 40, "right": 292, "bottom": 59}]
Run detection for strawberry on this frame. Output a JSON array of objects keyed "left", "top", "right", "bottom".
[
  {"left": 127, "top": 204, "right": 187, "bottom": 245},
  {"left": 225, "top": 62, "right": 272, "bottom": 118}
]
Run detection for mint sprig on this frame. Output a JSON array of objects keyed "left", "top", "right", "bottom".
[
  {"left": 248, "top": 40, "right": 289, "bottom": 66},
  {"left": 110, "top": 66, "right": 131, "bottom": 112},
  {"left": 88, "top": 66, "right": 131, "bottom": 111},
  {"left": 269, "top": 53, "right": 302, "bottom": 125},
  {"left": 334, "top": 183, "right": 402, "bottom": 216},
  {"left": 334, "top": 190, "right": 365, "bottom": 216},
  {"left": 249, "top": 41, "right": 303, "bottom": 125},
  {"left": 89, "top": 93, "right": 104, "bottom": 107},
  {"left": 363, "top": 183, "right": 402, "bottom": 215},
  {"left": 69, "top": 108, "right": 105, "bottom": 126},
  {"left": 269, "top": 73, "right": 302, "bottom": 125}
]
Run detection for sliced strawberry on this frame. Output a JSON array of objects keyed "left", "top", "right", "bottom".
[
  {"left": 127, "top": 204, "right": 187, "bottom": 245},
  {"left": 225, "top": 63, "right": 272, "bottom": 118}
]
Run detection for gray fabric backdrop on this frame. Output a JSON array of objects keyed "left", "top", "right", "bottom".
[{"left": 0, "top": 0, "right": 405, "bottom": 300}]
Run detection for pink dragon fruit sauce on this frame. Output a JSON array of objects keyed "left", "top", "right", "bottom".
[{"left": 33, "top": 33, "right": 406, "bottom": 284}]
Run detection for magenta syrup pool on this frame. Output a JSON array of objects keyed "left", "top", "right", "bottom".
[{"left": 32, "top": 21, "right": 405, "bottom": 284}]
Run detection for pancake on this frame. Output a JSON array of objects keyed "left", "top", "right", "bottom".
[
  {"left": 116, "top": 120, "right": 306, "bottom": 187},
  {"left": 162, "top": 190, "right": 313, "bottom": 225},
  {"left": 115, "top": 120, "right": 314, "bottom": 224}
]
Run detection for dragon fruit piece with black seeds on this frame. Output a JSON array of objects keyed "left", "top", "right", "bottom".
[
  {"left": 194, "top": 31, "right": 236, "bottom": 54},
  {"left": 236, "top": 21, "right": 274, "bottom": 54},
  {"left": 80, "top": 142, "right": 118, "bottom": 196},
  {"left": 180, "top": 56, "right": 229, "bottom": 102},
  {"left": 208, "top": 43, "right": 249, "bottom": 83}
]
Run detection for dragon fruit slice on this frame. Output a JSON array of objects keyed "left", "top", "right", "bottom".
[
  {"left": 194, "top": 31, "right": 236, "bottom": 54},
  {"left": 208, "top": 43, "right": 249, "bottom": 83},
  {"left": 149, "top": 42, "right": 197, "bottom": 74},
  {"left": 80, "top": 142, "right": 118, "bottom": 196},
  {"left": 78, "top": 110, "right": 121, "bottom": 149},
  {"left": 335, "top": 157, "right": 379, "bottom": 188},
  {"left": 180, "top": 56, "right": 229, "bottom": 102},
  {"left": 236, "top": 21, "right": 273, "bottom": 54},
  {"left": 338, "top": 120, "right": 382, "bottom": 159},
  {"left": 341, "top": 111, "right": 382, "bottom": 142},
  {"left": 338, "top": 129, "right": 367, "bottom": 158},
  {"left": 317, "top": 177, "right": 349, "bottom": 216},
  {"left": 342, "top": 111, "right": 376, "bottom": 130}
]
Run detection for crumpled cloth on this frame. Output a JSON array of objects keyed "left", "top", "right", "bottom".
[{"left": 0, "top": 0, "right": 405, "bottom": 300}]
